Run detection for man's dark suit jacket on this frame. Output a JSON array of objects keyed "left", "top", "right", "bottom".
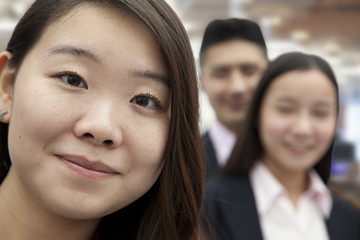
[
  {"left": 203, "top": 131, "right": 220, "bottom": 178},
  {"left": 204, "top": 175, "right": 360, "bottom": 240}
]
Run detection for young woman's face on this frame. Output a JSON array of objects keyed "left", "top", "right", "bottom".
[
  {"left": 259, "top": 69, "right": 337, "bottom": 174},
  {"left": 5, "top": 4, "right": 170, "bottom": 219}
]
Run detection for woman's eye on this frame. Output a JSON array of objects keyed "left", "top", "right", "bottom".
[
  {"left": 277, "top": 106, "right": 293, "bottom": 114},
  {"left": 130, "top": 94, "right": 163, "bottom": 111},
  {"left": 313, "top": 110, "right": 329, "bottom": 118},
  {"left": 213, "top": 72, "right": 227, "bottom": 78},
  {"left": 52, "top": 71, "right": 88, "bottom": 89}
]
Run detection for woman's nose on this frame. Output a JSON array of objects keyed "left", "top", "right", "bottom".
[
  {"left": 292, "top": 112, "right": 313, "bottom": 137},
  {"left": 73, "top": 104, "right": 123, "bottom": 148}
]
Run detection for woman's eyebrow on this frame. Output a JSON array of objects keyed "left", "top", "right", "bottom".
[
  {"left": 275, "top": 96, "right": 335, "bottom": 107},
  {"left": 130, "top": 69, "right": 170, "bottom": 88},
  {"left": 47, "top": 45, "right": 169, "bottom": 87},
  {"left": 47, "top": 45, "right": 102, "bottom": 64},
  {"left": 275, "top": 96, "right": 295, "bottom": 103}
]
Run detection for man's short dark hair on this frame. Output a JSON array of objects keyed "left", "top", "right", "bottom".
[{"left": 199, "top": 18, "right": 267, "bottom": 64}]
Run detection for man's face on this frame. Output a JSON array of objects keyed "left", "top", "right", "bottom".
[{"left": 201, "top": 40, "right": 268, "bottom": 132}]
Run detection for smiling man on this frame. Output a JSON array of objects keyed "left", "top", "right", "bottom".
[{"left": 199, "top": 18, "right": 268, "bottom": 177}]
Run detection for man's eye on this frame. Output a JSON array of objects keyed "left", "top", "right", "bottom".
[
  {"left": 52, "top": 71, "right": 88, "bottom": 89},
  {"left": 211, "top": 67, "right": 230, "bottom": 78},
  {"left": 241, "top": 66, "right": 258, "bottom": 76},
  {"left": 130, "top": 94, "right": 163, "bottom": 111}
]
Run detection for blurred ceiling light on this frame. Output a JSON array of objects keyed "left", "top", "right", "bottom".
[
  {"left": 230, "top": 0, "right": 249, "bottom": 18},
  {"left": 324, "top": 41, "right": 342, "bottom": 57},
  {"left": 259, "top": 15, "right": 283, "bottom": 38},
  {"left": 290, "top": 29, "right": 310, "bottom": 46},
  {"left": 341, "top": 52, "right": 360, "bottom": 67},
  {"left": 231, "top": 0, "right": 253, "bottom": 4},
  {"left": 261, "top": 15, "right": 283, "bottom": 27},
  {"left": 248, "top": 5, "right": 294, "bottom": 19}
]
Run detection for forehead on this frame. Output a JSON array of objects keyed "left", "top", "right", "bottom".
[
  {"left": 27, "top": 3, "right": 167, "bottom": 77},
  {"left": 265, "top": 69, "right": 337, "bottom": 102},
  {"left": 202, "top": 39, "right": 266, "bottom": 67}
]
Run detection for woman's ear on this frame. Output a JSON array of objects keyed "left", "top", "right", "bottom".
[{"left": 0, "top": 51, "right": 16, "bottom": 123}]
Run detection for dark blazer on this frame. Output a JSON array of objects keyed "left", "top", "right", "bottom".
[
  {"left": 204, "top": 175, "right": 360, "bottom": 240},
  {"left": 202, "top": 131, "right": 220, "bottom": 178}
]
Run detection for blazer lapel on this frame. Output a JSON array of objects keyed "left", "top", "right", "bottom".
[
  {"left": 325, "top": 196, "right": 360, "bottom": 240},
  {"left": 203, "top": 132, "right": 220, "bottom": 178},
  {"left": 221, "top": 175, "right": 264, "bottom": 240}
]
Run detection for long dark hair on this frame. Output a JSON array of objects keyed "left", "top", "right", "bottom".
[
  {"left": 1, "top": 0, "right": 204, "bottom": 239},
  {"left": 222, "top": 52, "right": 339, "bottom": 183}
]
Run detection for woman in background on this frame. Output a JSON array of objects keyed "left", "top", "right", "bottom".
[
  {"left": 204, "top": 52, "right": 360, "bottom": 240},
  {"left": 0, "top": 0, "right": 204, "bottom": 239}
]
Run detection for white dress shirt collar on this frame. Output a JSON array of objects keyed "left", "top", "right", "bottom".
[
  {"left": 208, "top": 120, "right": 236, "bottom": 167},
  {"left": 249, "top": 161, "right": 333, "bottom": 240},
  {"left": 250, "top": 161, "right": 332, "bottom": 219}
]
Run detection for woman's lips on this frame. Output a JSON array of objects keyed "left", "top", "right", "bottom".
[
  {"left": 288, "top": 147, "right": 309, "bottom": 155},
  {"left": 284, "top": 143, "right": 313, "bottom": 155},
  {"left": 56, "top": 154, "right": 118, "bottom": 180}
]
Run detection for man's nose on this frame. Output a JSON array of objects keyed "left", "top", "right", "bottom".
[{"left": 228, "top": 70, "right": 248, "bottom": 93}]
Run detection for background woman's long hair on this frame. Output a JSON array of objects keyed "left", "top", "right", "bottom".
[
  {"left": 221, "top": 52, "right": 339, "bottom": 184},
  {"left": 2, "top": 0, "right": 204, "bottom": 239}
]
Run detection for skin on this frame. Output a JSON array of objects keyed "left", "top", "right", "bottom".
[
  {"left": 0, "top": 4, "right": 170, "bottom": 240},
  {"left": 259, "top": 69, "right": 337, "bottom": 206},
  {"left": 200, "top": 40, "right": 267, "bottom": 133}
]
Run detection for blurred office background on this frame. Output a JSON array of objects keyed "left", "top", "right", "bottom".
[
  {"left": 167, "top": 0, "right": 360, "bottom": 209},
  {"left": 1, "top": 0, "right": 360, "bottom": 207}
]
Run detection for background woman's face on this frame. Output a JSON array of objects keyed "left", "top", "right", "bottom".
[
  {"left": 259, "top": 69, "right": 337, "bottom": 174},
  {"left": 6, "top": 4, "right": 170, "bottom": 219}
]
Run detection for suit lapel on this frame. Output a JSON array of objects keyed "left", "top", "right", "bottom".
[
  {"left": 325, "top": 196, "right": 356, "bottom": 240},
  {"left": 203, "top": 132, "right": 220, "bottom": 177},
  {"left": 221, "top": 175, "right": 264, "bottom": 240}
]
